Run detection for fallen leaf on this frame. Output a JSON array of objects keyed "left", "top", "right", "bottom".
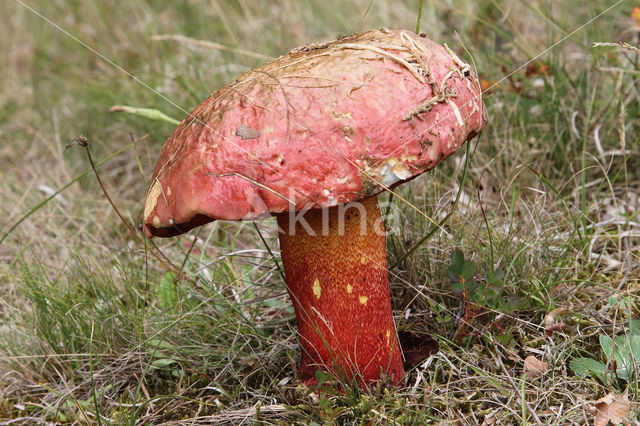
[
  {"left": 545, "top": 323, "right": 565, "bottom": 334},
  {"left": 544, "top": 305, "right": 571, "bottom": 335},
  {"left": 523, "top": 355, "right": 548, "bottom": 377},
  {"left": 544, "top": 306, "right": 571, "bottom": 327},
  {"left": 593, "top": 391, "right": 631, "bottom": 426},
  {"left": 398, "top": 331, "right": 439, "bottom": 368}
]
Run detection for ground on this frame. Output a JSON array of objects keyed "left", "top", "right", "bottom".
[{"left": 0, "top": 0, "right": 639, "bottom": 424}]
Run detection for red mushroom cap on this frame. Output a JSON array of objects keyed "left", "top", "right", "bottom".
[{"left": 144, "top": 28, "right": 486, "bottom": 237}]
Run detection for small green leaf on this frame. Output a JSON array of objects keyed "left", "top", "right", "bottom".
[
  {"left": 486, "top": 269, "right": 503, "bottom": 286},
  {"left": 630, "top": 320, "right": 640, "bottom": 336},
  {"left": 495, "top": 333, "right": 515, "bottom": 348},
  {"left": 147, "top": 338, "right": 175, "bottom": 350},
  {"left": 451, "top": 249, "right": 464, "bottom": 266},
  {"left": 151, "top": 358, "right": 178, "bottom": 368},
  {"left": 461, "top": 261, "right": 477, "bottom": 278},
  {"left": 570, "top": 357, "right": 607, "bottom": 378},
  {"left": 599, "top": 335, "right": 613, "bottom": 359},
  {"left": 466, "top": 279, "right": 478, "bottom": 292},
  {"left": 617, "top": 366, "right": 630, "bottom": 380},
  {"left": 451, "top": 281, "right": 465, "bottom": 293},
  {"left": 314, "top": 369, "right": 328, "bottom": 386},
  {"left": 630, "top": 335, "right": 640, "bottom": 359},
  {"left": 613, "top": 335, "right": 631, "bottom": 352},
  {"left": 447, "top": 268, "right": 461, "bottom": 282},
  {"left": 613, "top": 335, "right": 638, "bottom": 376},
  {"left": 318, "top": 396, "right": 331, "bottom": 409},
  {"left": 109, "top": 105, "right": 181, "bottom": 125}
]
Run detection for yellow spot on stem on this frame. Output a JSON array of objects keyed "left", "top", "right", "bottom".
[
  {"left": 312, "top": 278, "right": 321, "bottom": 299},
  {"left": 360, "top": 255, "right": 367, "bottom": 264},
  {"left": 346, "top": 284, "right": 353, "bottom": 294},
  {"left": 359, "top": 295, "right": 369, "bottom": 305},
  {"left": 386, "top": 329, "right": 391, "bottom": 346}
]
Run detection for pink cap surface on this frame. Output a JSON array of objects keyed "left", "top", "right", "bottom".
[{"left": 144, "top": 28, "right": 486, "bottom": 237}]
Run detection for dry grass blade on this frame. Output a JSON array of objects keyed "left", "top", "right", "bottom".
[{"left": 150, "top": 34, "right": 273, "bottom": 60}]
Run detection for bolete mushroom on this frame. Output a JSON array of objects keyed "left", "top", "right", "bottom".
[{"left": 143, "top": 29, "right": 486, "bottom": 386}]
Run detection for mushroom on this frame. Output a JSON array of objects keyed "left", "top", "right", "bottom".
[{"left": 143, "top": 29, "right": 486, "bottom": 386}]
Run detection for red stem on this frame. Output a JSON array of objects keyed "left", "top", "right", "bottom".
[{"left": 277, "top": 196, "right": 403, "bottom": 386}]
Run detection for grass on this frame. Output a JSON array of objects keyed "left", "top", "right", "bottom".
[{"left": 1, "top": 0, "right": 639, "bottom": 423}]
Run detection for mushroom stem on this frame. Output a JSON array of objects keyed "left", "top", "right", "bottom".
[{"left": 277, "top": 196, "right": 404, "bottom": 386}]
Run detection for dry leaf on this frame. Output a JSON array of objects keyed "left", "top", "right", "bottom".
[
  {"left": 594, "top": 391, "right": 631, "bottom": 426},
  {"left": 523, "top": 355, "right": 548, "bottom": 377},
  {"left": 544, "top": 306, "right": 571, "bottom": 327},
  {"left": 544, "top": 305, "right": 571, "bottom": 335},
  {"left": 398, "top": 331, "right": 439, "bottom": 368},
  {"left": 545, "top": 323, "right": 565, "bottom": 334}
]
